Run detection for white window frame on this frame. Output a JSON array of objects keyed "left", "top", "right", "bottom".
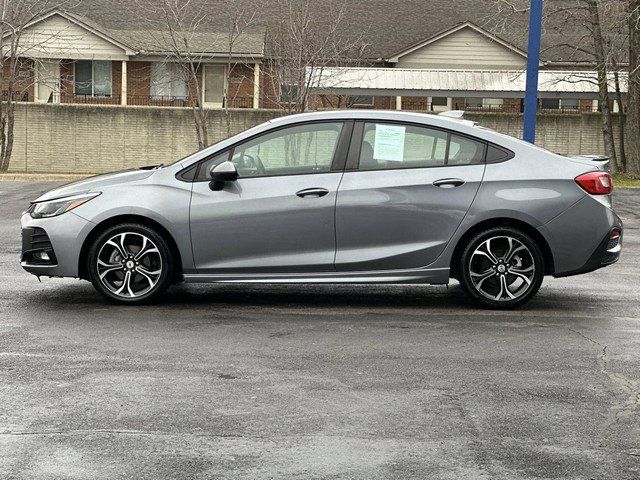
[
  {"left": 350, "top": 95, "right": 374, "bottom": 107},
  {"left": 73, "top": 60, "right": 112, "bottom": 97}
]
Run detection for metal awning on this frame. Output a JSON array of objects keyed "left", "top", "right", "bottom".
[{"left": 310, "top": 68, "right": 627, "bottom": 99}]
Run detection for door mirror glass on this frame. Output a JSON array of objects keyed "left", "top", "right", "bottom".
[{"left": 209, "top": 161, "right": 238, "bottom": 191}]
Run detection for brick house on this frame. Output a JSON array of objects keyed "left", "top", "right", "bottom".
[
  {"left": 3, "top": 10, "right": 265, "bottom": 108},
  {"left": 1, "top": 2, "right": 626, "bottom": 113}
]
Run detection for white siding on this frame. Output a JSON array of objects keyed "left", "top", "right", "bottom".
[
  {"left": 15, "top": 14, "right": 127, "bottom": 60},
  {"left": 396, "top": 27, "right": 526, "bottom": 70}
]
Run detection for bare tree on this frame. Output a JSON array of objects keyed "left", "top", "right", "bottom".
[
  {"left": 221, "top": 1, "right": 257, "bottom": 135},
  {"left": 486, "top": 0, "right": 627, "bottom": 170},
  {"left": 260, "top": 0, "right": 370, "bottom": 113},
  {"left": 136, "top": 0, "right": 214, "bottom": 149},
  {"left": 585, "top": 0, "right": 618, "bottom": 169},
  {"left": 0, "top": 0, "right": 70, "bottom": 172},
  {"left": 627, "top": 0, "right": 640, "bottom": 177}
]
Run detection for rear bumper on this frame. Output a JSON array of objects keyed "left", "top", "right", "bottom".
[
  {"left": 542, "top": 194, "right": 622, "bottom": 278},
  {"left": 554, "top": 227, "right": 622, "bottom": 277}
]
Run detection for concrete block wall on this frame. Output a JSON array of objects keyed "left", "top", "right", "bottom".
[
  {"left": 465, "top": 112, "right": 625, "bottom": 158},
  {"left": 5, "top": 103, "right": 624, "bottom": 174},
  {"left": 7, "top": 103, "right": 283, "bottom": 173}
]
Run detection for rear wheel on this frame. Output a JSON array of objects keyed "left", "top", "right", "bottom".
[
  {"left": 87, "top": 223, "right": 174, "bottom": 304},
  {"left": 458, "top": 227, "right": 544, "bottom": 309}
]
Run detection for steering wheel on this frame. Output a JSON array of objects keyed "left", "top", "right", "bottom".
[{"left": 237, "top": 153, "right": 266, "bottom": 175}]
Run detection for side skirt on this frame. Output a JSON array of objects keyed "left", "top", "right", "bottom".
[{"left": 183, "top": 267, "right": 450, "bottom": 284}]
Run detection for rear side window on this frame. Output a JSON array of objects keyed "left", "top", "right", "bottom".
[
  {"left": 485, "top": 144, "right": 514, "bottom": 163},
  {"left": 448, "top": 135, "right": 485, "bottom": 165},
  {"left": 358, "top": 122, "right": 447, "bottom": 170},
  {"left": 357, "top": 122, "right": 485, "bottom": 170}
]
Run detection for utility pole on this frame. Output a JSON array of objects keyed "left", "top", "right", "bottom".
[{"left": 523, "top": 0, "right": 543, "bottom": 143}]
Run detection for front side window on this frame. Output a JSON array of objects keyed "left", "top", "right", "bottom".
[
  {"left": 74, "top": 60, "right": 112, "bottom": 97},
  {"left": 197, "top": 122, "right": 343, "bottom": 180},
  {"left": 357, "top": 122, "right": 485, "bottom": 170}
]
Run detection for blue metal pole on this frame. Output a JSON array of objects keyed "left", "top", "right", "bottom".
[{"left": 523, "top": 0, "right": 543, "bottom": 143}]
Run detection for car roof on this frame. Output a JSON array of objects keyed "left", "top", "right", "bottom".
[{"left": 267, "top": 109, "right": 478, "bottom": 131}]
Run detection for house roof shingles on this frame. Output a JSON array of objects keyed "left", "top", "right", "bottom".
[{"left": 61, "top": 0, "right": 608, "bottom": 64}]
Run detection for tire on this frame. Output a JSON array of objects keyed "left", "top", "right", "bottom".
[
  {"left": 87, "top": 223, "right": 174, "bottom": 304},
  {"left": 458, "top": 226, "right": 544, "bottom": 309}
]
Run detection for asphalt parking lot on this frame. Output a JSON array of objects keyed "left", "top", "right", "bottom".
[{"left": 1, "top": 181, "right": 639, "bottom": 479}]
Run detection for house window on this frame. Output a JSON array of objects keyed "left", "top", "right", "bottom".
[
  {"left": 279, "top": 84, "right": 299, "bottom": 103},
  {"left": 464, "top": 98, "right": 483, "bottom": 108},
  {"left": 151, "top": 63, "right": 188, "bottom": 99},
  {"left": 540, "top": 98, "right": 560, "bottom": 110},
  {"left": 74, "top": 60, "right": 112, "bottom": 97},
  {"left": 350, "top": 95, "right": 374, "bottom": 106},
  {"left": 431, "top": 97, "right": 448, "bottom": 106},
  {"left": 482, "top": 98, "right": 504, "bottom": 110},
  {"left": 560, "top": 98, "right": 579, "bottom": 110}
]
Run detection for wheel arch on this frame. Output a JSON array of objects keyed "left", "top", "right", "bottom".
[
  {"left": 78, "top": 214, "right": 184, "bottom": 282},
  {"left": 449, "top": 217, "right": 555, "bottom": 278}
]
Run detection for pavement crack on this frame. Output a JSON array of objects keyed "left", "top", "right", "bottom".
[{"left": 561, "top": 326, "right": 640, "bottom": 450}]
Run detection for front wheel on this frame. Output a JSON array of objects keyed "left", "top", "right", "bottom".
[
  {"left": 87, "top": 223, "right": 174, "bottom": 304},
  {"left": 458, "top": 227, "right": 544, "bottom": 309}
]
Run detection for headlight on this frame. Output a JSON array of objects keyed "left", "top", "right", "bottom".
[{"left": 28, "top": 192, "right": 101, "bottom": 219}]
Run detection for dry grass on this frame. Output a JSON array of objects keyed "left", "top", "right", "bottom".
[{"left": 613, "top": 173, "right": 640, "bottom": 189}]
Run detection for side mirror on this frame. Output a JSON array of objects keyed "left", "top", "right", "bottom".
[{"left": 209, "top": 161, "right": 238, "bottom": 191}]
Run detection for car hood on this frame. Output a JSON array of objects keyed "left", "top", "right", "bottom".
[{"left": 34, "top": 169, "right": 157, "bottom": 202}]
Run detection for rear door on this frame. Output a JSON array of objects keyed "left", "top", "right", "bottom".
[
  {"left": 335, "top": 121, "right": 486, "bottom": 271},
  {"left": 189, "top": 121, "right": 351, "bottom": 274}
]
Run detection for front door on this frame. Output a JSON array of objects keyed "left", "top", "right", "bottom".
[
  {"left": 335, "top": 121, "right": 486, "bottom": 271},
  {"left": 36, "top": 60, "right": 60, "bottom": 103},
  {"left": 189, "top": 121, "right": 351, "bottom": 273},
  {"left": 203, "top": 65, "right": 225, "bottom": 108}
]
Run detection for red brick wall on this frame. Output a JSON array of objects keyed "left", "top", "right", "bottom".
[
  {"left": 2, "top": 59, "right": 34, "bottom": 101},
  {"left": 127, "top": 61, "right": 152, "bottom": 100},
  {"left": 227, "top": 63, "right": 255, "bottom": 108},
  {"left": 503, "top": 98, "right": 522, "bottom": 112},
  {"left": 373, "top": 96, "right": 395, "bottom": 109},
  {"left": 579, "top": 99, "right": 595, "bottom": 112},
  {"left": 59, "top": 60, "right": 74, "bottom": 100}
]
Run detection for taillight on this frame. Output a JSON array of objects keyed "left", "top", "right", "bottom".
[{"left": 575, "top": 171, "right": 613, "bottom": 195}]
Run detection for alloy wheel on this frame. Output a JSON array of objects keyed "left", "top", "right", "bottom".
[
  {"left": 468, "top": 236, "right": 536, "bottom": 302},
  {"left": 96, "top": 232, "right": 163, "bottom": 298}
]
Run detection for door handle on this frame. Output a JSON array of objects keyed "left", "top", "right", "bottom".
[
  {"left": 433, "top": 178, "right": 465, "bottom": 188},
  {"left": 296, "top": 187, "right": 329, "bottom": 198}
]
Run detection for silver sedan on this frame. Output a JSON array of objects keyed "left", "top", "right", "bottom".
[{"left": 21, "top": 110, "right": 622, "bottom": 308}]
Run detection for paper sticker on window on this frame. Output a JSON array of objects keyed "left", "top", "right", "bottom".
[{"left": 373, "top": 124, "right": 405, "bottom": 162}]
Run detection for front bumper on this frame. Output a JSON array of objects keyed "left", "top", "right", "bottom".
[{"left": 20, "top": 211, "right": 94, "bottom": 278}]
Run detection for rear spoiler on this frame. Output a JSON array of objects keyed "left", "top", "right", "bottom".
[
  {"left": 568, "top": 155, "right": 610, "bottom": 169},
  {"left": 437, "top": 110, "right": 478, "bottom": 127}
]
